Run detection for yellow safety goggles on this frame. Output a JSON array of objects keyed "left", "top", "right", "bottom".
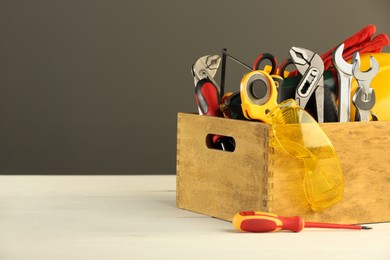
[{"left": 267, "top": 99, "right": 344, "bottom": 211}]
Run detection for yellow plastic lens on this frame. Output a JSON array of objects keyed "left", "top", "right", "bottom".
[{"left": 268, "top": 99, "right": 344, "bottom": 211}]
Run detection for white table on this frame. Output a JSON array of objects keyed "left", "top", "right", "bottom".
[{"left": 0, "top": 175, "right": 389, "bottom": 260}]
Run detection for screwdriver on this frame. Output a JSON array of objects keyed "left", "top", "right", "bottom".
[{"left": 233, "top": 211, "right": 372, "bottom": 233}]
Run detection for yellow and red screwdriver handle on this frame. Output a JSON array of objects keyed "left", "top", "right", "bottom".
[
  {"left": 233, "top": 211, "right": 372, "bottom": 233},
  {"left": 233, "top": 211, "right": 304, "bottom": 232}
]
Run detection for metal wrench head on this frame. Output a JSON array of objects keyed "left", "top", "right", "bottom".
[
  {"left": 352, "top": 55, "right": 380, "bottom": 82},
  {"left": 353, "top": 87, "right": 376, "bottom": 122},
  {"left": 353, "top": 87, "right": 376, "bottom": 111},
  {"left": 332, "top": 43, "right": 357, "bottom": 75}
]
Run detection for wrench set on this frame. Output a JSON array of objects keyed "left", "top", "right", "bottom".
[
  {"left": 333, "top": 44, "right": 380, "bottom": 122},
  {"left": 191, "top": 24, "right": 389, "bottom": 129}
]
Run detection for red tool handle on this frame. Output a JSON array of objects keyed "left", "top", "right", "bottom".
[
  {"left": 194, "top": 78, "right": 227, "bottom": 148},
  {"left": 194, "top": 78, "right": 222, "bottom": 117},
  {"left": 233, "top": 211, "right": 304, "bottom": 232}
]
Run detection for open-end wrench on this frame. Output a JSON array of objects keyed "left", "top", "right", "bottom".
[
  {"left": 332, "top": 43, "right": 360, "bottom": 122},
  {"left": 352, "top": 53, "right": 379, "bottom": 122},
  {"left": 289, "top": 47, "right": 325, "bottom": 123}
]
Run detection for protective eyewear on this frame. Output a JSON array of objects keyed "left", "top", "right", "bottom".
[{"left": 267, "top": 99, "right": 344, "bottom": 211}]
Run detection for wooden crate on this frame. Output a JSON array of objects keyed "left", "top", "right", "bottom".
[{"left": 176, "top": 112, "right": 390, "bottom": 224}]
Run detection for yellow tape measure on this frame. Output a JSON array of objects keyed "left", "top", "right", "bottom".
[{"left": 240, "top": 70, "right": 280, "bottom": 124}]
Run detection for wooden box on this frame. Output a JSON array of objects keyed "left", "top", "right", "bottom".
[{"left": 176, "top": 112, "right": 390, "bottom": 224}]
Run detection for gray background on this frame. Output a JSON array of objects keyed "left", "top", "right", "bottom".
[{"left": 0, "top": 0, "right": 389, "bottom": 175}]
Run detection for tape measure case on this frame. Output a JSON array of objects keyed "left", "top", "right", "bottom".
[{"left": 176, "top": 112, "right": 390, "bottom": 223}]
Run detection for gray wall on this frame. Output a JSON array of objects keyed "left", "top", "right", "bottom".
[{"left": 0, "top": 1, "right": 389, "bottom": 174}]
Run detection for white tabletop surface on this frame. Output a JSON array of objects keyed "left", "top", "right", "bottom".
[{"left": 0, "top": 175, "right": 389, "bottom": 260}]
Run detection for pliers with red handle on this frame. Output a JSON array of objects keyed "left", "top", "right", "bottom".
[{"left": 191, "top": 55, "right": 222, "bottom": 117}]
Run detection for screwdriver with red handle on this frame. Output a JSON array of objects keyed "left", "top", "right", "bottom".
[{"left": 233, "top": 211, "right": 372, "bottom": 233}]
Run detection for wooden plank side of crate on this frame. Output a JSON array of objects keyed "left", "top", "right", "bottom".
[
  {"left": 176, "top": 113, "right": 270, "bottom": 221},
  {"left": 270, "top": 121, "right": 390, "bottom": 224}
]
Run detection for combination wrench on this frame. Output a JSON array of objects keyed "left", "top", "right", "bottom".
[
  {"left": 332, "top": 43, "right": 360, "bottom": 122},
  {"left": 352, "top": 53, "right": 379, "bottom": 122}
]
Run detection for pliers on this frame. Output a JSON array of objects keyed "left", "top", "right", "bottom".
[
  {"left": 192, "top": 55, "right": 221, "bottom": 93},
  {"left": 191, "top": 54, "right": 235, "bottom": 151},
  {"left": 191, "top": 55, "right": 222, "bottom": 116},
  {"left": 289, "top": 47, "right": 325, "bottom": 123}
]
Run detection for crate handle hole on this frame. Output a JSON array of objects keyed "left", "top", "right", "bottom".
[{"left": 206, "top": 134, "right": 236, "bottom": 152}]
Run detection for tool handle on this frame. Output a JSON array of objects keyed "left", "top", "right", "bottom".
[
  {"left": 195, "top": 78, "right": 229, "bottom": 149},
  {"left": 194, "top": 78, "right": 222, "bottom": 117},
  {"left": 232, "top": 211, "right": 304, "bottom": 233}
]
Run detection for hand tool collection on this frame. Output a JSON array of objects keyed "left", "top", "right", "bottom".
[
  {"left": 233, "top": 211, "right": 372, "bottom": 233},
  {"left": 190, "top": 24, "right": 390, "bottom": 217},
  {"left": 191, "top": 24, "right": 389, "bottom": 128}
]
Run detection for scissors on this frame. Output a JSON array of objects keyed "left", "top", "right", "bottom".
[{"left": 253, "top": 53, "right": 296, "bottom": 78}]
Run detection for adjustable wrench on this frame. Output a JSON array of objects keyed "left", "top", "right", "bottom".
[
  {"left": 289, "top": 47, "right": 325, "bottom": 123},
  {"left": 352, "top": 53, "right": 379, "bottom": 122},
  {"left": 332, "top": 43, "right": 360, "bottom": 122}
]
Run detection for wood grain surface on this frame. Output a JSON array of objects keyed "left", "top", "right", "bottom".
[{"left": 177, "top": 113, "right": 390, "bottom": 223}]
